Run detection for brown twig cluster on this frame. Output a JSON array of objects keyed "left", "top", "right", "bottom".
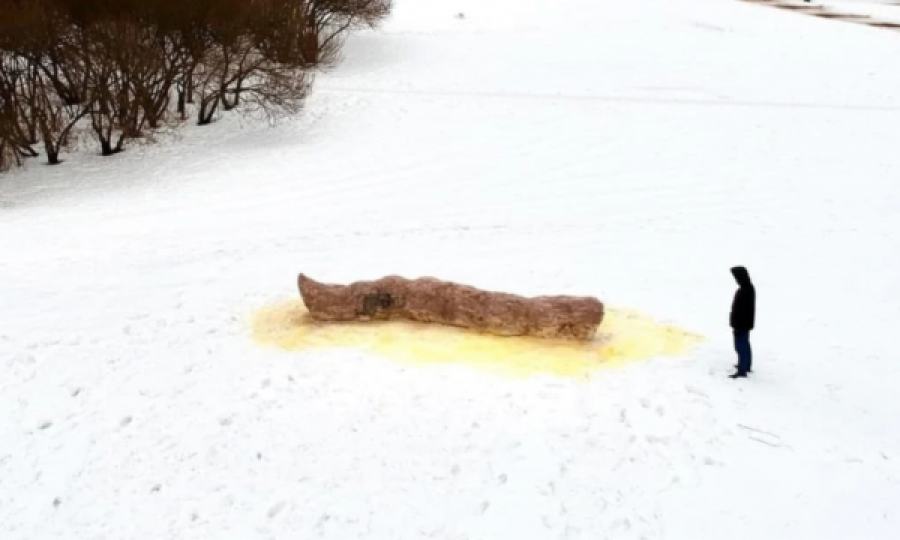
[{"left": 0, "top": 0, "right": 391, "bottom": 171}]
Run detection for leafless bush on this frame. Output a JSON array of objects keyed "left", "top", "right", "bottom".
[
  {"left": 0, "top": 82, "right": 18, "bottom": 171},
  {"left": 0, "top": 0, "right": 392, "bottom": 172},
  {"left": 0, "top": 58, "right": 25, "bottom": 171},
  {"left": 0, "top": 0, "right": 87, "bottom": 163},
  {"left": 303, "top": 0, "right": 393, "bottom": 66},
  {"left": 191, "top": 0, "right": 322, "bottom": 125}
]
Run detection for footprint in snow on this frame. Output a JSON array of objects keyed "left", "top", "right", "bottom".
[{"left": 268, "top": 501, "right": 286, "bottom": 518}]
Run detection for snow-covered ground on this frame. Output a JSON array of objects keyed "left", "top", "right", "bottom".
[{"left": 3, "top": 0, "right": 900, "bottom": 538}]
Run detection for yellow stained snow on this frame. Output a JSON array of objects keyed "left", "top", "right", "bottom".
[{"left": 250, "top": 299, "right": 703, "bottom": 379}]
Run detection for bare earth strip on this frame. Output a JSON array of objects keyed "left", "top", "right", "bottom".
[{"left": 737, "top": 0, "right": 900, "bottom": 30}]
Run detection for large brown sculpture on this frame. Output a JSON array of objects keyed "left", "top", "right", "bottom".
[{"left": 297, "top": 273, "right": 604, "bottom": 341}]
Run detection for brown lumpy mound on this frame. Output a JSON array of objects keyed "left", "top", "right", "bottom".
[{"left": 297, "top": 273, "right": 605, "bottom": 341}]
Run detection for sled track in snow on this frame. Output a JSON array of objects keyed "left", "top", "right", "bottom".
[
  {"left": 736, "top": 0, "right": 900, "bottom": 31},
  {"left": 319, "top": 86, "right": 900, "bottom": 113}
]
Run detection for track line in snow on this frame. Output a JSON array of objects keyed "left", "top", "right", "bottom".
[{"left": 318, "top": 85, "right": 900, "bottom": 113}]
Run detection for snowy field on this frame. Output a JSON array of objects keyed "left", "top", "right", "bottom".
[{"left": 3, "top": 0, "right": 900, "bottom": 538}]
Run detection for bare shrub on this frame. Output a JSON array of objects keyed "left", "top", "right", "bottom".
[
  {"left": 192, "top": 0, "right": 319, "bottom": 125},
  {"left": 303, "top": 0, "right": 393, "bottom": 66},
  {"left": 0, "top": 78, "right": 17, "bottom": 171},
  {"left": 0, "top": 0, "right": 393, "bottom": 173},
  {"left": 0, "top": 57, "right": 31, "bottom": 168},
  {"left": 0, "top": 0, "right": 89, "bottom": 163}
]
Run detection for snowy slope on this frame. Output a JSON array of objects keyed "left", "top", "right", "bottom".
[{"left": 3, "top": 0, "right": 900, "bottom": 538}]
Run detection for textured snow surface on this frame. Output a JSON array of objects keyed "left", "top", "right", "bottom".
[{"left": 2, "top": 0, "right": 900, "bottom": 539}]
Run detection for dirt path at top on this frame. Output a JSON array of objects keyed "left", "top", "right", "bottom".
[{"left": 737, "top": 0, "right": 900, "bottom": 31}]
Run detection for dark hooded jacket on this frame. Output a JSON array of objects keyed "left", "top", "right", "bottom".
[{"left": 730, "top": 266, "right": 755, "bottom": 331}]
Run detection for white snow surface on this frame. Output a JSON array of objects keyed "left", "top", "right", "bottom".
[{"left": 3, "top": 0, "right": 900, "bottom": 538}]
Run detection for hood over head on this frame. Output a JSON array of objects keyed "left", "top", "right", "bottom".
[{"left": 731, "top": 266, "right": 752, "bottom": 287}]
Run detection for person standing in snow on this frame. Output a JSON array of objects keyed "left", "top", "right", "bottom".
[{"left": 729, "top": 266, "right": 755, "bottom": 378}]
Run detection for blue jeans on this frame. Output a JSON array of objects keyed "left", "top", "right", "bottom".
[{"left": 734, "top": 331, "right": 752, "bottom": 373}]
